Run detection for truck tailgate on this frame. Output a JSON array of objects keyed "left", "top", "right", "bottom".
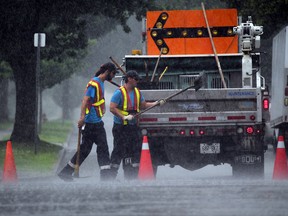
[{"left": 139, "top": 88, "right": 260, "bottom": 126}]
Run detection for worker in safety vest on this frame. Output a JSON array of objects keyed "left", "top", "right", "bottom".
[
  {"left": 109, "top": 70, "right": 165, "bottom": 179},
  {"left": 58, "top": 62, "right": 118, "bottom": 181}
]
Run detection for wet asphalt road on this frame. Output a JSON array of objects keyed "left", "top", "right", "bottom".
[
  {"left": 1, "top": 121, "right": 288, "bottom": 216},
  {"left": 1, "top": 108, "right": 288, "bottom": 216},
  {"left": 1, "top": 174, "right": 288, "bottom": 216}
]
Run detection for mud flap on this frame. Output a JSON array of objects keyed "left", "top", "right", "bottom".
[{"left": 232, "top": 153, "right": 264, "bottom": 178}]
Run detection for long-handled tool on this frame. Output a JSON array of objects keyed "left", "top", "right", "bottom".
[
  {"left": 109, "top": 80, "right": 120, "bottom": 88},
  {"left": 74, "top": 127, "right": 81, "bottom": 177},
  {"left": 151, "top": 48, "right": 163, "bottom": 82},
  {"left": 109, "top": 56, "right": 127, "bottom": 75},
  {"left": 134, "top": 72, "right": 204, "bottom": 118},
  {"left": 201, "top": 2, "right": 227, "bottom": 88}
]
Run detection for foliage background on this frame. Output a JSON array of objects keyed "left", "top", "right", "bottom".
[{"left": 0, "top": 0, "right": 287, "bottom": 142}]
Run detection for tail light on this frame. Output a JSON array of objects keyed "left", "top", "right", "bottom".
[
  {"left": 199, "top": 129, "right": 205, "bottom": 135},
  {"left": 246, "top": 126, "right": 254, "bottom": 134},
  {"left": 263, "top": 98, "right": 269, "bottom": 110},
  {"left": 179, "top": 130, "right": 185, "bottom": 135},
  {"left": 189, "top": 130, "right": 195, "bottom": 135}
]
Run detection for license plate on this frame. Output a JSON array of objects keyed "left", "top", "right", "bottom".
[
  {"left": 234, "top": 155, "right": 262, "bottom": 164},
  {"left": 200, "top": 143, "right": 220, "bottom": 154}
]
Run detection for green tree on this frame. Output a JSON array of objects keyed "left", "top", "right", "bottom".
[
  {"left": 0, "top": 0, "right": 157, "bottom": 142},
  {"left": 155, "top": 0, "right": 226, "bottom": 10},
  {"left": 222, "top": 0, "right": 288, "bottom": 39},
  {"left": 221, "top": 0, "right": 288, "bottom": 87}
]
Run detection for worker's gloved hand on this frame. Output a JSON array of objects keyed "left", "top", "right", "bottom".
[
  {"left": 123, "top": 114, "right": 134, "bottom": 121},
  {"left": 158, "top": 99, "right": 166, "bottom": 106}
]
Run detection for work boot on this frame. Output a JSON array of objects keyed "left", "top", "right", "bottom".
[
  {"left": 109, "top": 167, "right": 118, "bottom": 180},
  {"left": 100, "top": 168, "right": 114, "bottom": 181},
  {"left": 123, "top": 158, "right": 139, "bottom": 180},
  {"left": 57, "top": 164, "right": 74, "bottom": 182}
]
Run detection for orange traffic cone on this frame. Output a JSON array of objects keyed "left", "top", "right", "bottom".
[
  {"left": 2, "top": 140, "right": 17, "bottom": 183},
  {"left": 138, "top": 136, "right": 154, "bottom": 180},
  {"left": 273, "top": 135, "right": 288, "bottom": 180}
]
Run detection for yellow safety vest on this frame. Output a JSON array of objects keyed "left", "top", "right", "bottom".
[
  {"left": 85, "top": 80, "right": 105, "bottom": 117},
  {"left": 119, "top": 86, "right": 141, "bottom": 125}
]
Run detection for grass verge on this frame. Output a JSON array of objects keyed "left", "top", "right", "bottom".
[
  {"left": 0, "top": 120, "right": 73, "bottom": 176},
  {"left": 39, "top": 120, "right": 73, "bottom": 145}
]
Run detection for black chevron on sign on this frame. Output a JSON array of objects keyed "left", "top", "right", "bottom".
[{"left": 150, "top": 12, "right": 235, "bottom": 54}]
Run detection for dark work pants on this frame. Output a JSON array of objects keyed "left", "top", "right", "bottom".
[
  {"left": 110, "top": 124, "right": 142, "bottom": 168},
  {"left": 70, "top": 122, "right": 110, "bottom": 169}
]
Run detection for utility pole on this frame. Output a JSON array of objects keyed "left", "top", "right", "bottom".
[{"left": 34, "top": 33, "right": 46, "bottom": 154}]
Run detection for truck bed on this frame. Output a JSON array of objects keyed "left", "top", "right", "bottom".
[{"left": 139, "top": 88, "right": 261, "bottom": 127}]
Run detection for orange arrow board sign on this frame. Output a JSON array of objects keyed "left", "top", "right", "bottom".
[{"left": 146, "top": 9, "right": 238, "bottom": 55}]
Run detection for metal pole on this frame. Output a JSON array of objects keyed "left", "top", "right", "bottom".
[
  {"left": 39, "top": 84, "right": 42, "bottom": 133},
  {"left": 201, "top": 2, "right": 227, "bottom": 88},
  {"left": 150, "top": 48, "right": 163, "bottom": 82},
  {"left": 34, "top": 34, "right": 41, "bottom": 154}
]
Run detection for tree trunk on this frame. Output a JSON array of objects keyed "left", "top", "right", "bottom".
[
  {"left": 0, "top": 77, "right": 9, "bottom": 121},
  {"left": 10, "top": 56, "right": 38, "bottom": 143}
]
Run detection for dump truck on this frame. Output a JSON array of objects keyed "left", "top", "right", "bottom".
[
  {"left": 123, "top": 9, "right": 269, "bottom": 177},
  {"left": 270, "top": 26, "right": 288, "bottom": 152}
]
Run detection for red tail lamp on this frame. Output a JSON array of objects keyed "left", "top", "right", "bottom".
[
  {"left": 263, "top": 98, "right": 269, "bottom": 110},
  {"left": 179, "top": 130, "right": 185, "bottom": 135},
  {"left": 246, "top": 126, "right": 254, "bottom": 134},
  {"left": 199, "top": 130, "right": 205, "bottom": 135}
]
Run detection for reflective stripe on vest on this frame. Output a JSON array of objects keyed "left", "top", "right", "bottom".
[
  {"left": 119, "top": 86, "right": 140, "bottom": 125},
  {"left": 85, "top": 80, "right": 105, "bottom": 117}
]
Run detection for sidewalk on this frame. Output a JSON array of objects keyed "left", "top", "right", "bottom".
[{"left": 1, "top": 114, "right": 116, "bottom": 180}]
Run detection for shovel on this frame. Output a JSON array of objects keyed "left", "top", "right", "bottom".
[{"left": 134, "top": 72, "right": 204, "bottom": 118}]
